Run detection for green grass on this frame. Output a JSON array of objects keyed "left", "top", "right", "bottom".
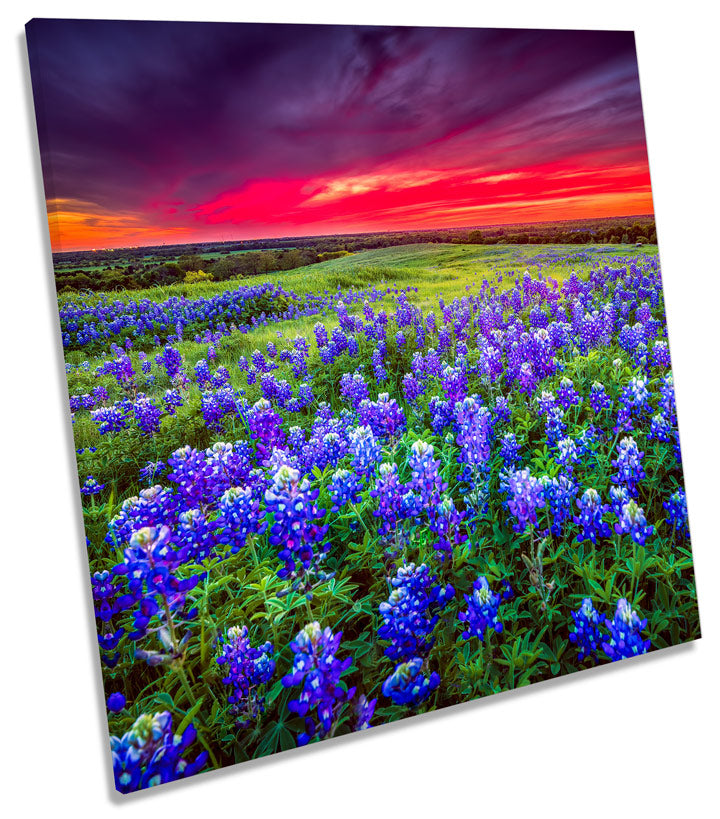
[{"left": 65, "top": 243, "right": 659, "bottom": 447}]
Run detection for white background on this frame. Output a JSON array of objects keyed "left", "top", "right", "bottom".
[{"left": 2, "top": 1, "right": 718, "bottom": 816}]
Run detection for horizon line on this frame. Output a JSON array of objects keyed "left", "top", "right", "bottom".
[{"left": 52, "top": 212, "right": 656, "bottom": 257}]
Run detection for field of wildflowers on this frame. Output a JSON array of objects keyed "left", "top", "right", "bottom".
[{"left": 63, "top": 243, "right": 698, "bottom": 792}]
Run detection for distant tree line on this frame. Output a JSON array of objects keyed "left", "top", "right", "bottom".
[
  {"left": 53, "top": 215, "right": 656, "bottom": 292},
  {"left": 54, "top": 248, "right": 349, "bottom": 292}
]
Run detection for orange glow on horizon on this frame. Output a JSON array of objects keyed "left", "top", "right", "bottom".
[{"left": 48, "top": 156, "right": 654, "bottom": 253}]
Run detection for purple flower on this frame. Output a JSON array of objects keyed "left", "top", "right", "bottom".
[
  {"left": 455, "top": 396, "right": 493, "bottom": 467},
  {"left": 506, "top": 468, "right": 545, "bottom": 532},
  {"left": 107, "top": 692, "right": 126, "bottom": 713},
  {"left": 358, "top": 393, "right": 406, "bottom": 439},
  {"left": 407, "top": 440, "right": 445, "bottom": 505},
  {"left": 328, "top": 468, "right": 362, "bottom": 512},
  {"left": 378, "top": 562, "right": 454, "bottom": 661},
  {"left": 81, "top": 475, "right": 105, "bottom": 495},
  {"left": 568, "top": 598, "right": 604, "bottom": 662},
  {"left": 216, "top": 625, "right": 275, "bottom": 727},
  {"left": 611, "top": 436, "right": 646, "bottom": 496},
  {"left": 265, "top": 466, "right": 329, "bottom": 594},
  {"left": 349, "top": 425, "right": 381, "bottom": 478},
  {"left": 589, "top": 381, "right": 612, "bottom": 414},
  {"left": 574, "top": 488, "right": 611, "bottom": 544},
  {"left": 111, "top": 711, "right": 208, "bottom": 792},
  {"left": 557, "top": 377, "right": 581, "bottom": 410},
  {"left": 281, "top": 622, "right": 354, "bottom": 745},
  {"left": 382, "top": 658, "right": 440, "bottom": 706},
  {"left": 217, "top": 485, "right": 265, "bottom": 553},
  {"left": 458, "top": 576, "right": 503, "bottom": 641},
  {"left": 614, "top": 500, "right": 654, "bottom": 546},
  {"left": 664, "top": 488, "right": 689, "bottom": 539},
  {"left": 602, "top": 599, "right": 651, "bottom": 661}
]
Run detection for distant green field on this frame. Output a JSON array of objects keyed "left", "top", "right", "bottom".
[
  {"left": 64, "top": 242, "right": 660, "bottom": 426},
  {"left": 58, "top": 241, "right": 656, "bottom": 310}
]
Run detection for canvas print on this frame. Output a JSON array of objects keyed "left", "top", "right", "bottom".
[{"left": 26, "top": 19, "right": 700, "bottom": 793}]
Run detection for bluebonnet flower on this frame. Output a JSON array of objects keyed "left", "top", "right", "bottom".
[
  {"left": 378, "top": 563, "right": 454, "bottom": 661},
  {"left": 248, "top": 398, "right": 286, "bottom": 461},
  {"left": 210, "top": 365, "right": 230, "bottom": 389},
  {"left": 339, "top": 371, "right": 369, "bottom": 409},
  {"left": 382, "top": 658, "right": 440, "bottom": 706},
  {"left": 518, "top": 361, "right": 537, "bottom": 395},
  {"left": 568, "top": 598, "right": 604, "bottom": 662},
  {"left": 536, "top": 390, "right": 557, "bottom": 417},
  {"left": 251, "top": 349, "right": 267, "bottom": 371},
  {"left": 216, "top": 625, "right": 275, "bottom": 727},
  {"left": 328, "top": 468, "right": 362, "bottom": 512},
  {"left": 91, "top": 403, "right": 130, "bottom": 435},
  {"left": 545, "top": 406, "right": 567, "bottom": 447},
  {"left": 358, "top": 393, "right": 406, "bottom": 439},
  {"left": 265, "top": 466, "right": 329, "bottom": 594},
  {"left": 611, "top": 436, "right": 646, "bottom": 496},
  {"left": 349, "top": 425, "right": 381, "bottom": 478},
  {"left": 622, "top": 375, "right": 652, "bottom": 413},
  {"left": 441, "top": 365, "right": 467, "bottom": 404},
  {"left": 370, "top": 463, "right": 417, "bottom": 537},
  {"left": 609, "top": 485, "right": 631, "bottom": 518},
  {"left": 194, "top": 358, "right": 212, "bottom": 387},
  {"left": 602, "top": 599, "right": 651, "bottom": 660},
  {"left": 217, "top": 486, "right": 265, "bottom": 553},
  {"left": 371, "top": 346, "right": 387, "bottom": 382},
  {"left": 157, "top": 345, "right": 183, "bottom": 380},
  {"left": 429, "top": 397, "right": 454, "bottom": 437},
  {"left": 402, "top": 373, "right": 424, "bottom": 406},
  {"left": 81, "top": 475, "right": 105, "bottom": 495},
  {"left": 555, "top": 436, "right": 581, "bottom": 473},
  {"left": 98, "top": 354, "right": 136, "bottom": 393},
  {"left": 111, "top": 711, "right": 208, "bottom": 793},
  {"left": 92, "top": 385, "right": 109, "bottom": 405},
  {"left": 92, "top": 569, "right": 131, "bottom": 625},
  {"left": 651, "top": 340, "right": 671, "bottom": 368},
  {"left": 282, "top": 622, "right": 354, "bottom": 745},
  {"left": 658, "top": 374, "right": 677, "bottom": 422},
  {"left": 501, "top": 580, "right": 515, "bottom": 601},
  {"left": 354, "top": 694, "right": 377, "bottom": 731},
  {"left": 557, "top": 377, "right": 581, "bottom": 410},
  {"left": 455, "top": 396, "right": 493, "bottom": 466},
  {"left": 616, "top": 375, "right": 651, "bottom": 432},
  {"left": 493, "top": 395, "right": 511, "bottom": 424},
  {"left": 615, "top": 500, "right": 654, "bottom": 546},
  {"left": 539, "top": 475, "right": 577, "bottom": 536},
  {"left": 458, "top": 576, "right": 503, "bottom": 641},
  {"left": 664, "top": 488, "right": 689, "bottom": 539},
  {"left": 107, "top": 692, "right": 126, "bottom": 713},
  {"left": 115, "top": 525, "right": 202, "bottom": 651},
  {"left": 407, "top": 440, "right": 445, "bottom": 505},
  {"left": 589, "top": 381, "right": 612, "bottom": 414},
  {"left": 499, "top": 432, "right": 520, "bottom": 467},
  {"left": 200, "top": 387, "right": 239, "bottom": 431},
  {"left": 506, "top": 468, "right": 545, "bottom": 533},
  {"left": 574, "top": 488, "right": 611, "bottom": 544},
  {"left": 162, "top": 388, "right": 184, "bottom": 415},
  {"left": 647, "top": 412, "right": 672, "bottom": 442},
  {"left": 133, "top": 394, "right": 163, "bottom": 436},
  {"left": 428, "top": 495, "right": 467, "bottom": 561},
  {"left": 313, "top": 322, "right": 329, "bottom": 348}
]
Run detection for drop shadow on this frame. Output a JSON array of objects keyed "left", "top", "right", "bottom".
[{"left": 116, "top": 636, "right": 697, "bottom": 804}]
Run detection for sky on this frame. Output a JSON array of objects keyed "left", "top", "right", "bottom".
[{"left": 27, "top": 20, "right": 654, "bottom": 252}]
